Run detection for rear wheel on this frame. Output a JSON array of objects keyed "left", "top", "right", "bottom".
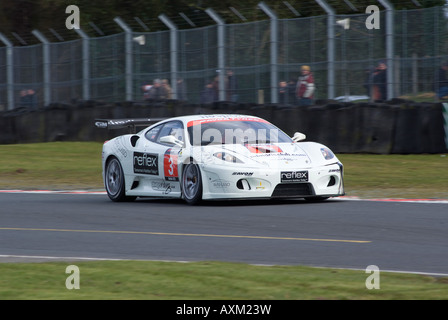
[
  {"left": 105, "top": 157, "right": 135, "bottom": 202},
  {"left": 181, "top": 163, "right": 202, "bottom": 205}
]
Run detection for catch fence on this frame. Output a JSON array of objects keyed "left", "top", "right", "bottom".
[{"left": 0, "top": 4, "right": 447, "bottom": 110}]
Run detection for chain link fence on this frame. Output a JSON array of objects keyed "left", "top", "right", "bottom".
[{"left": 1, "top": 5, "right": 447, "bottom": 111}]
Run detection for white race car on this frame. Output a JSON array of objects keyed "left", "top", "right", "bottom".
[{"left": 96, "top": 114, "right": 344, "bottom": 204}]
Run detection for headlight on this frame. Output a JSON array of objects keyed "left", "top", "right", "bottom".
[
  {"left": 320, "top": 147, "right": 335, "bottom": 160},
  {"left": 213, "top": 152, "right": 243, "bottom": 163}
]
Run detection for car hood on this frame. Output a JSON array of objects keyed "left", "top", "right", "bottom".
[{"left": 201, "top": 143, "right": 313, "bottom": 168}]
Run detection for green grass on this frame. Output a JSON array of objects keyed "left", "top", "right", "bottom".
[
  {"left": 0, "top": 142, "right": 447, "bottom": 300},
  {"left": 0, "top": 142, "right": 104, "bottom": 190},
  {"left": 1, "top": 261, "right": 448, "bottom": 300},
  {"left": 338, "top": 153, "right": 448, "bottom": 199}
]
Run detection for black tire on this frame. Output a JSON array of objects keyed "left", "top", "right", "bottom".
[
  {"left": 105, "top": 157, "right": 135, "bottom": 202},
  {"left": 181, "top": 163, "right": 203, "bottom": 205}
]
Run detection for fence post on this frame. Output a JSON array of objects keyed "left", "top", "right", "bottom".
[
  {"left": 31, "top": 30, "right": 51, "bottom": 107},
  {"left": 315, "top": 0, "right": 335, "bottom": 99},
  {"left": 394, "top": 54, "right": 400, "bottom": 96},
  {"left": 114, "top": 17, "right": 133, "bottom": 101},
  {"left": 258, "top": 2, "right": 279, "bottom": 104},
  {"left": 206, "top": 8, "right": 226, "bottom": 102},
  {"left": 412, "top": 53, "right": 418, "bottom": 95},
  {"left": 74, "top": 28, "right": 90, "bottom": 101},
  {"left": 378, "top": 0, "right": 395, "bottom": 100},
  {"left": 443, "top": 103, "right": 448, "bottom": 150},
  {"left": 159, "top": 14, "right": 178, "bottom": 100},
  {"left": 0, "top": 33, "right": 14, "bottom": 110}
]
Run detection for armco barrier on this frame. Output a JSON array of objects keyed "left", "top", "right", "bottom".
[
  {"left": 0, "top": 100, "right": 447, "bottom": 154},
  {"left": 444, "top": 103, "right": 448, "bottom": 149},
  {"left": 391, "top": 103, "right": 446, "bottom": 154},
  {"left": 354, "top": 103, "right": 397, "bottom": 154}
]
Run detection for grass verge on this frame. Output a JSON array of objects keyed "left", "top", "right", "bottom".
[
  {"left": 1, "top": 260, "right": 448, "bottom": 300},
  {"left": 0, "top": 142, "right": 104, "bottom": 190},
  {"left": 337, "top": 153, "right": 448, "bottom": 199}
]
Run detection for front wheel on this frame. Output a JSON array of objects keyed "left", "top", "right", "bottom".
[
  {"left": 181, "top": 163, "right": 203, "bottom": 205},
  {"left": 105, "top": 157, "right": 135, "bottom": 202}
]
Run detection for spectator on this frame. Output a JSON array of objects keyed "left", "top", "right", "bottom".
[
  {"left": 296, "top": 65, "right": 315, "bottom": 106},
  {"left": 211, "top": 76, "right": 220, "bottom": 102},
  {"left": 226, "top": 69, "right": 238, "bottom": 102},
  {"left": 176, "top": 78, "right": 187, "bottom": 101},
  {"left": 141, "top": 83, "right": 152, "bottom": 100},
  {"left": 278, "top": 81, "right": 288, "bottom": 104},
  {"left": 19, "top": 89, "right": 37, "bottom": 109},
  {"left": 372, "top": 61, "right": 387, "bottom": 101},
  {"left": 200, "top": 81, "right": 216, "bottom": 104},
  {"left": 27, "top": 89, "right": 37, "bottom": 109},
  {"left": 19, "top": 89, "right": 28, "bottom": 107},
  {"left": 147, "top": 79, "right": 167, "bottom": 100},
  {"left": 435, "top": 62, "right": 448, "bottom": 101},
  {"left": 363, "top": 66, "right": 375, "bottom": 98},
  {"left": 162, "top": 79, "right": 173, "bottom": 99}
]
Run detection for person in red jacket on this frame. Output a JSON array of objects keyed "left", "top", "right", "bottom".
[{"left": 296, "top": 65, "right": 315, "bottom": 106}]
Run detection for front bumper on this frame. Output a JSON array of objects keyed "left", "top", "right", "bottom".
[{"left": 200, "top": 162, "right": 344, "bottom": 200}]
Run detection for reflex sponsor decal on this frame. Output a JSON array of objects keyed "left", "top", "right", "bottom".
[
  {"left": 280, "top": 171, "right": 309, "bottom": 183},
  {"left": 133, "top": 152, "right": 158, "bottom": 175}
]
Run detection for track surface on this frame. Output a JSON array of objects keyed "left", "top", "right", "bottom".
[{"left": 1, "top": 192, "right": 448, "bottom": 275}]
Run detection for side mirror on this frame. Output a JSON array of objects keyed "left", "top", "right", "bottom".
[
  {"left": 160, "top": 135, "right": 184, "bottom": 147},
  {"left": 292, "top": 132, "right": 306, "bottom": 142}
]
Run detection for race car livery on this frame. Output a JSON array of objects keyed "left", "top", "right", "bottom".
[{"left": 96, "top": 114, "right": 344, "bottom": 204}]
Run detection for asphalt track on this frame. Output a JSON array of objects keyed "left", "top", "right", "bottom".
[{"left": 1, "top": 191, "right": 448, "bottom": 275}]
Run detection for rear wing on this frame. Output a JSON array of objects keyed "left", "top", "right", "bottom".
[{"left": 94, "top": 118, "right": 166, "bottom": 133}]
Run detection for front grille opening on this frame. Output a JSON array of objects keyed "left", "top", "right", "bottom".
[
  {"left": 327, "top": 176, "right": 336, "bottom": 187},
  {"left": 272, "top": 183, "right": 314, "bottom": 198},
  {"left": 236, "top": 179, "right": 251, "bottom": 190},
  {"left": 131, "top": 180, "right": 139, "bottom": 190}
]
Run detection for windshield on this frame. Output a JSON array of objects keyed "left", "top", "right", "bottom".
[{"left": 187, "top": 119, "right": 292, "bottom": 146}]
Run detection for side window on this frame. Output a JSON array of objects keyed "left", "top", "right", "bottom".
[
  {"left": 156, "top": 121, "right": 184, "bottom": 145},
  {"left": 145, "top": 124, "right": 163, "bottom": 142}
]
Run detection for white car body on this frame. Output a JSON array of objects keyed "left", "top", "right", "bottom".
[{"left": 97, "top": 114, "right": 344, "bottom": 204}]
